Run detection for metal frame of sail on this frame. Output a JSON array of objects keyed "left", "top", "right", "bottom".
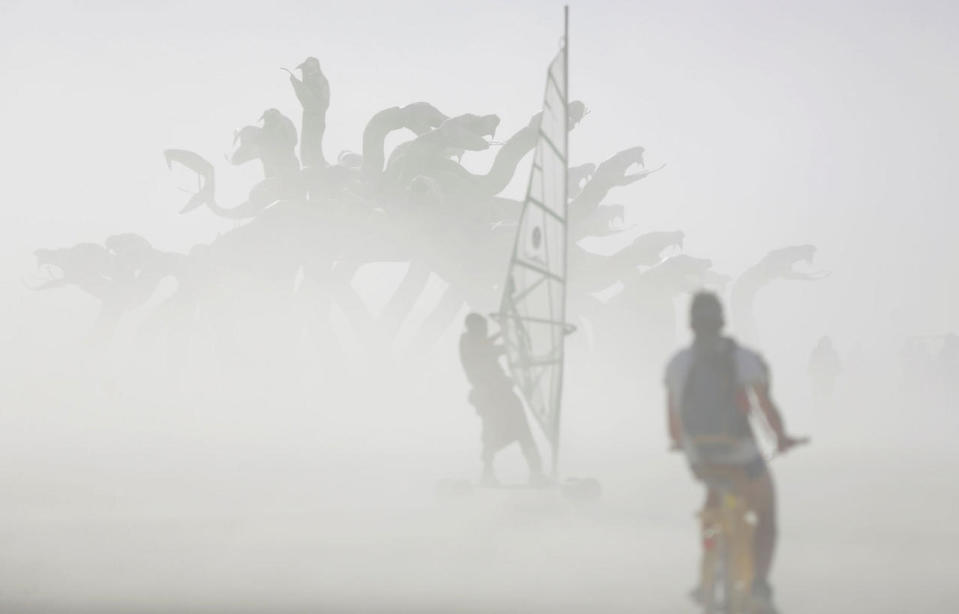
[
  {"left": 554, "top": 4, "right": 569, "bottom": 479},
  {"left": 497, "top": 7, "right": 570, "bottom": 478}
]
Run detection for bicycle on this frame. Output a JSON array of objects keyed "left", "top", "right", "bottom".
[{"left": 693, "top": 437, "right": 809, "bottom": 614}]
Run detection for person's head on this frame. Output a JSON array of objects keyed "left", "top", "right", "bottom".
[
  {"left": 689, "top": 291, "right": 724, "bottom": 338},
  {"left": 464, "top": 312, "right": 488, "bottom": 337}
]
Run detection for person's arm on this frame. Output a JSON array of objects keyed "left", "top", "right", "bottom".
[
  {"left": 753, "top": 382, "right": 805, "bottom": 453},
  {"left": 488, "top": 332, "right": 506, "bottom": 355}
]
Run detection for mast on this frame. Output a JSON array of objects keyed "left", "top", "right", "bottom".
[{"left": 553, "top": 5, "right": 569, "bottom": 479}]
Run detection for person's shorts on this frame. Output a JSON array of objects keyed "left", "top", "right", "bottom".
[
  {"left": 691, "top": 455, "right": 767, "bottom": 491},
  {"left": 470, "top": 386, "right": 532, "bottom": 452}
]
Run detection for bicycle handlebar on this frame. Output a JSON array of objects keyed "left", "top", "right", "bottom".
[
  {"left": 780, "top": 435, "right": 810, "bottom": 451},
  {"left": 766, "top": 435, "right": 810, "bottom": 461}
]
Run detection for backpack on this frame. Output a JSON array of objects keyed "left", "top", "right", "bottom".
[{"left": 680, "top": 338, "right": 751, "bottom": 461}]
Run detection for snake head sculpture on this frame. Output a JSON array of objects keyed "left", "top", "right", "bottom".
[
  {"left": 644, "top": 254, "right": 714, "bottom": 292},
  {"left": 577, "top": 203, "right": 630, "bottom": 238},
  {"left": 29, "top": 243, "right": 114, "bottom": 292},
  {"left": 604, "top": 146, "right": 646, "bottom": 183},
  {"left": 104, "top": 233, "right": 154, "bottom": 274},
  {"left": 230, "top": 125, "right": 263, "bottom": 165},
  {"left": 163, "top": 149, "right": 216, "bottom": 214},
  {"left": 618, "top": 231, "right": 686, "bottom": 266},
  {"left": 401, "top": 102, "right": 449, "bottom": 136},
  {"left": 526, "top": 100, "right": 586, "bottom": 134},
  {"left": 29, "top": 248, "right": 68, "bottom": 290},
  {"left": 568, "top": 100, "right": 587, "bottom": 129},
  {"left": 568, "top": 163, "right": 596, "bottom": 199},
  {"left": 431, "top": 114, "right": 498, "bottom": 151},
  {"left": 761, "top": 244, "right": 828, "bottom": 280}
]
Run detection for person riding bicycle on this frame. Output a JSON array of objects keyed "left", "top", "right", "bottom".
[{"left": 664, "top": 291, "right": 804, "bottom": 613}]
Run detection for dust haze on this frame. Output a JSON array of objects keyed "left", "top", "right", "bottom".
[{"left": 1, "top": 1, "right": 957, "bottom": 612}]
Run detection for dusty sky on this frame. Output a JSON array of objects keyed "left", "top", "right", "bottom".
[
  {"left": 3, "top": 0, "right": 959, "bottom": 367},
  {"left": 1, "top": 3, "right": 958, "bottom": 611}
]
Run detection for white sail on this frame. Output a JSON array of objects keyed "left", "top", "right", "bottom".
[{"left": 497, "top": 27, "right": 571, "bottom": 471}]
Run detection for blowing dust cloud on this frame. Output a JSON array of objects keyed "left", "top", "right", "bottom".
[{"left": 2, "top": 1, "right": 958, "bottom": 612}]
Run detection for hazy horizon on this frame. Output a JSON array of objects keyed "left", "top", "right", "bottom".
[{"left": 1, "top": 1, "right": 957, "bottom": 612}]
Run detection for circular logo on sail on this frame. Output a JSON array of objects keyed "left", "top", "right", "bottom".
[{"left": 531, "top": 226, "right": 542, "bottom": 249}]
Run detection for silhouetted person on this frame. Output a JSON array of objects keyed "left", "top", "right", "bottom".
[
  {"left": 808, "top": 335, "right": 841, "bottom": 400},
  {"left": 459, "top": 313, "right": 545, "bottom": 485},
  {"left": 664, "top": 291, "right": 804, "bottom": 613},
  {"left": 289, "top": 56, "right": 330, "bottom": 167}
]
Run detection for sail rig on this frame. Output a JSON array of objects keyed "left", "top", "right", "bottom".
[{"left": 497, "top": 7, "right": 573, "bottom": 476}]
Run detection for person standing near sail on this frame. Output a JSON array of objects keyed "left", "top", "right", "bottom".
[{"left": 459, "top": 313, "right": 547, "bottom": 486}]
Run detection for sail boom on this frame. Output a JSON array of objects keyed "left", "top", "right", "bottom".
[
  {"left": 498, "top": 314, "right": 573, "bottom": 329},
  {"left": 510, "top": 259, "right": 564, "bottom": 283}
]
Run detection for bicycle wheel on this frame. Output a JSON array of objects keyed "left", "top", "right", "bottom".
[
  {"left": 699, "top": 510, "right": 722, "bottom": 613},
  {"left": 722, "top": 496, "right": 754, "bottom": 614},
  {"left": 721, "top": 537, "right": 736, "bottom": 613}
]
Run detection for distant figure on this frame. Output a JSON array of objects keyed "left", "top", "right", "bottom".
[
  {"left": 664, "top": 292, "right": 804, "bottom": 613},
  {"left": 289, "top": 56, "right": 330, "bottom": 167},
  {"left": 808, "top": 336, "right": 841, "bottom": 400},
  {"left": 459, "top": 313, "right": 545, "bottom": 486}
]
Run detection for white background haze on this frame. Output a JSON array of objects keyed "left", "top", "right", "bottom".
[{"left": 0, "top": 1, "right": 957, "bottom": 612}]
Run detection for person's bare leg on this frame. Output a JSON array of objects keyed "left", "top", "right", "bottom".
[
  {"left": 481, "top": 445, "right": 497, "bottom": 484},
  {"left": 739, "top": 470, "right": 777, "bottom": 586},
  {"left": 693, "top": 486, "right": 722, "bottom": 603}
]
